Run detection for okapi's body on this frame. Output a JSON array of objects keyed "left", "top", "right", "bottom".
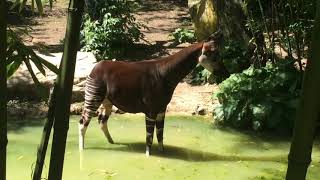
[{"left": 79, "top": 40, "right": 219, "bottom": 156}]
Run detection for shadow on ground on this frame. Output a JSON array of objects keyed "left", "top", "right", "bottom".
[
  {"left": 87, "top": 142, "right": 287, "bottom": 163},
  {"left": 134, "top": 0, "right": 188, "bottom": 12}
]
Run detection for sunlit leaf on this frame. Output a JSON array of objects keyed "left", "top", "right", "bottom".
[
  {"left": 29, "top": 50, "right": 59, "bottom": 74},
  {"left": 7, "top": 56, "right": 23, "bottom": 78},
  {"left": 28, "top": 50, "right": 47, "bottom": 76}
]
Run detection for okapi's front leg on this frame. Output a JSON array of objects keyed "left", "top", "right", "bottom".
[
  {"left": 145, "top": 115, "right": 157, "bottom": 156},
  {"left": 98, "top": 98, "right": 114, "bottom": 144},
  {"left": 156, "top": 112, "right": 166, "bottom": 152}
]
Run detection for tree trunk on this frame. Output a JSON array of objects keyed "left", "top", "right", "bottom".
[
  {"left": 32, "top": 86, "right": 57, "bottom": 180},
  {"left": 214, "top": 0, "right": 248, "bottom": 44},
  {"left": 47, "top": 0, "right": 84, "bottom": 179},
  {"left": 0, "top": 0, "right": 8, "bottom": 179},
  {"left": 285, "top": 1, "right": 320, "bottom": 179}
]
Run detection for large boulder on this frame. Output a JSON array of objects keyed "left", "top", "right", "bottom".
[
  {"left": 7, "top": 52, "right": 97, "bottom": 102},
  {"left": 188, "top": 0, "right": 218, "bottom": 41}
]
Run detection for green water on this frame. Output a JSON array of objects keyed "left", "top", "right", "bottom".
[{"left": 7, "top": 114, "right": 320, "bottom": 180}]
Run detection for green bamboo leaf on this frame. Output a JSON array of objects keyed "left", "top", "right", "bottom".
[
  {"left": 24, "top": 59, "right": 49, "bottom": 100},
  {"left": 6, "top": 44, "right": 17, "bottom": 63},
  {"left": 19, "top": 0, "right": 27, "bottom": 13},
  {"left": 28, "top": 50, "right": 47, "bottom": 76},
  {"left": 6, "top": 57, "right": 22, "bottom": 78},
  {"left": 29, "top": 49, "right": 59, "bottom": 74},
  {"left": 34, "top": 0, "right": 43, "bottom": 15},
  {"left": 40, "top": 58, "right": 59, "bottom": 74},
  {"left": 10, "top": 0, "right": 21, "bottom": 11},
  {"left": 31, "top": 0, "right": 35, "bottom": 12},
  {"left": 49, "top": 0, "right": 53, "bottom": 10}
]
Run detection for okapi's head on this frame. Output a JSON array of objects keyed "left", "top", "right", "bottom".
[{"left": 198, "top": 30, "right": 223, "bottom": 72}]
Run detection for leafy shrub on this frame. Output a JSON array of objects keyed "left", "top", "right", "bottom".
[
  {"left": 213, "top": 60, "right": 301, "bottom": 132},
  {"left": 221, "top": 40, "right": 250, "bottom": 74},
  {"left": 188, "top": 65, "right": 212, "bottom": 85},
  {"left": 170, "top": 28, "right": 196, "bottom": 44},
  {"left": 81, "top": 0, "right": 144, "bottom": 60},
  {"left": 199, "top": 40, "right": 250, "bottom": 85}
]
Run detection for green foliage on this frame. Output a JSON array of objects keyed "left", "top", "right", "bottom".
[
  {"left": 189, "top": 65, "right": 211, "bottom": 85},
  {"left": 210, "top": 0, "right": 316, "bottom": 132},
  {"left": 213, "top": 60, "right": 301, "bottom": 131},
  {"left": 244, "top": 0, "right": 315, "bottom": 63},
  {"left": 81, "top": 0, "right": 144, "bottom": 60},
  {"left": 170, "top": 28, "right": 196, "bottom": 44},
  {"left": 6, "top": 29, "right": 58, "bottom": 99},
  {"left": 221, "top": 40, "right": 249, "bottom": 74}
]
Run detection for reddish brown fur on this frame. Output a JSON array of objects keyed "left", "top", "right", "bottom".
[{"left": 88, "top": 42, "right": 204, "bottom": 117}]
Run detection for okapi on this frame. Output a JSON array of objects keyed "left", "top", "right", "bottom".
[{"left": 79, "top": 35, "right": 220, "bottom": 156}]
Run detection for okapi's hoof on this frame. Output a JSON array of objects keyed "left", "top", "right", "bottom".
[
  {"left": 158, "top": 142, "right": 164, "bottom": 152},
  {"left": 146, "top": 146, "right": 151, "bottom": 157},
  {"left": 107, "top": 137, "right": 114, "bottom": 144}
]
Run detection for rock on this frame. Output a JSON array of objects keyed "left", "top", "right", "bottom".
[
  {"left": 193, "top": 104, "right": 207, "bottom": 115},
  {"left": 70, "top": 102, "right": 84, "bottom": 115},
  {"left": 188, "top": 0, "right": 218, "bottom": 40},
  {"left": 7, "top": 100, "right": 48, "bottom": 119},
  {"left": 72, "top": 85, "right": 85, "bottom": 102}
]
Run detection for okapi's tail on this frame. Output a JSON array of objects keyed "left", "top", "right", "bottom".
[{"left": 79, "top": 75, "right": 106, "bottom": 126}]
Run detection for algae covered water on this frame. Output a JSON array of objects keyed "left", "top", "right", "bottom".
[{"left": 7, "top": 114, "right": 320, "bottom": 179}]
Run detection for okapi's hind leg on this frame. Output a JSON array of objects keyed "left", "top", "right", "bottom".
[
  {"left": 79, "top": 109, "right": 96, "bottom": 151},
  {"left": 156, "top": 112, "right": 166, "bottom": 152},
  {"left": 79, "top": 75, "right": 106, "bottom": 151},
  {"left": 79, "top": 108, "right": 99, "bottom": 151},
  {"left": 98, "top": 98, "right": 114, "bottom": 144}
]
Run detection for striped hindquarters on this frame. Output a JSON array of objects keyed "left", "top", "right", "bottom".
[{"left": 80, "top": 75, "right": 106, "bottom": 126}]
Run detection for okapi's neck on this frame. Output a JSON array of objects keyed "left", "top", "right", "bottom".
[{"left": 158, "top": 42, "right": 203, "bottom": 88}]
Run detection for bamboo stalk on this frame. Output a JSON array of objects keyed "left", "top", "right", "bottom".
[
  {"left": 257, "top": 0, "right": 271, "bottom": 44},
  {"left": 47, "top": 0, "right": 85, "bottom": 179},
  {"left": 0, "top": 0, "right": 8, "bottom": 179},
  {"left": 286, "top": 1, "right": 320, "bottom": 179},
  {"left": 32, "top": 86, "right": 57, "bottom": 180}
]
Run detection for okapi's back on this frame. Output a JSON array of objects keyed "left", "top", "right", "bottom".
[{"left": 90, "top": 60, "right": 157, "bottom": 80}]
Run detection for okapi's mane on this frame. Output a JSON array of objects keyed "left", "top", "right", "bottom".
[
  {"left": 157, "top": 42, "right": 203, "bottom": 71},
  {"left": 155, "top": 42, "right": 204, "bottom": 85}
]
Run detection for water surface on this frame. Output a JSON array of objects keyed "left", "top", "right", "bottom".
[{"left": 7, "top": 114, "right": 320, "bottom": 179}]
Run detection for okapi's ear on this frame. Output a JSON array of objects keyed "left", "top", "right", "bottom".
[
  {"left": 207, "top": 29, "right": 223, "bottom": 43},
  {"left": 203, "top": 41, "right": 217, "bottom": 52}
]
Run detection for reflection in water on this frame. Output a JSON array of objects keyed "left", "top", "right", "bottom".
[{"left": 79, "top": 151, "right": 84, "bottom": 170}]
